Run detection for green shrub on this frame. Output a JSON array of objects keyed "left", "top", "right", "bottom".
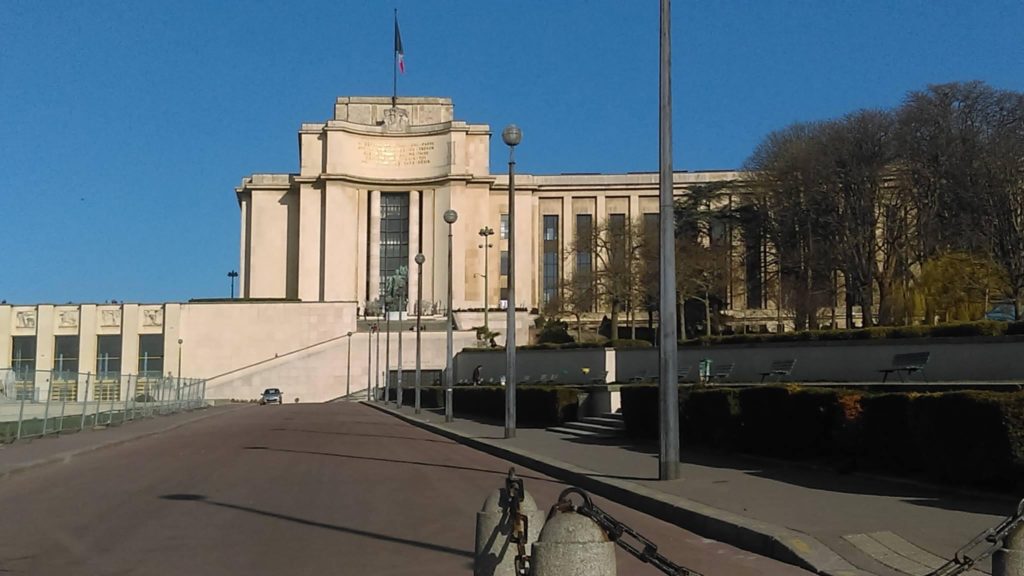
[
  {"left": 929, "top": 321, "right": 1006, "bottom": 337},
  {"left": 681, "top": 388, "right": 740, "bottom": 449},
  {"left": 1006, "top": 321, "right": 1024, "bottom": 335},
  {"left": 859, "top": 393, "right": 916, "bottom": 472},
  {"left": 621, "top": 386, "right": 659, "bottom": 439},
  {"left": 606, "top": 339, "right": 653, "bottom": 348},
  {"left": 909, "top": 391, "right": 1024, "bottom": 489}
]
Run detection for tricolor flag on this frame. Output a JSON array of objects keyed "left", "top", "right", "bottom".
[{"left": 395, "top": 17, "right": 405, "bottom": 74}]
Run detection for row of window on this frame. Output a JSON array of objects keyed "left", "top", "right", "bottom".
[{"left": 10, "top": 334, "right": 165, "bottom": 380}]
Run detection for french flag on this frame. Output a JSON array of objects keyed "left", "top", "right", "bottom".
[{"left": 395, "top": 18, "right": 405, "bottom": 74}]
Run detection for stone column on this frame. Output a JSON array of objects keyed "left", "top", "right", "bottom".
[
  {"left": 369, "top": 190, "right": 382, "bottom": 304},
  {"left": 408, "top": 190, "right": 421, "bottom": 314}
]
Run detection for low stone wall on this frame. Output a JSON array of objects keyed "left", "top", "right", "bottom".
[{"left": 454, "top": 348, "right": 611, "bottom": 384}]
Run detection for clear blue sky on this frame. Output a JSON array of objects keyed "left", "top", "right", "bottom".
[{"left": 2, "top": 1, "right": 1022, "bottom": 304}]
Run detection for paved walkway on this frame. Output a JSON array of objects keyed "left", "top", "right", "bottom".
[{"left": 367, "top": 401, "right": 1019, "bottom": 576}]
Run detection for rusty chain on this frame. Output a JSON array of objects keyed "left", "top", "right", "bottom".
[
  {"left": 553, "top": 487, "right": 703, "bottom": 576},
  {"left": 506, "top": 468, "right": 531, "bottom": 576},
  {"left": 927, "top": 498, "right": 1024, "bottom": 576}
]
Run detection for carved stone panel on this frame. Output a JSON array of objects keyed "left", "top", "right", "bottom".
[
  {"left": 141, "top": 307, "right": 164, "bottom": 327},
  {"left": 100, "top": 309, "right": 122, "bottom": 327},
  {"left": 57, "top": 310, "right": 79, "bottom": 328},
  {"left": 15, "top": 311, "right": 36, "bottom": 329}
]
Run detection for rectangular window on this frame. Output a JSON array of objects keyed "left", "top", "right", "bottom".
[
  {"left": 11, "top": 336, "right": 36, "bottom": 381},
  {"left": 744, "top": 224, "right": 764, "bottom": 309},
  {"left": 96, "top": 335, "right": 122, "bottom": 381},
  {"left": 608, "top": 213, "right": 627, "bottom": 270},
  {"left": 500, "top": 213, "right": 509, "bottom": 240},
  {"left": 138, "top": 334, "right": 164, "bottom": 377},
  {"left": 500, "top": 250, "right": 509, "bottom": 276},
  {"left": 53, "top": 335, "right": 80, "bottom": 379},
  {"left": 379, "top": 192, "right": 410, "bottom": 307},
  {"left": 575, "top": 214, "right": 594, "bottom": 311},
  {"left": 542, "top": 215, "right": 560, "bottom": 305}
]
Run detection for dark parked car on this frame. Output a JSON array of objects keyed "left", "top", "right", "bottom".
[{"left": 260, "top": 388, "right": 282, "bottom": 405}]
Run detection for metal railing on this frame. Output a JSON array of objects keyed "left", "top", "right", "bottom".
[{"left": 0, "top": 368, "right": 207, "bottom": 443}]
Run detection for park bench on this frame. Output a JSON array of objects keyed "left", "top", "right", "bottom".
[
  {"left": 759, "top": 359, "right": 797, "bottom": 383},
  {"left": 589, "top": 370, "right": 609, "bottom": 385},
  {"left": 677, "top": 364, "right": 692, "bottom": 383},
  {"left": 880, "top": 351, "right": 930, "bottom": 383},
  {"left": 709, "top": 362, "right": 734, "bottom": 384}
]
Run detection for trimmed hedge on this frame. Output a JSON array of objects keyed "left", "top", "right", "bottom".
[
  {"left": 621, "top": 384, "right": 1024, "bottom": 490},
  {"left": 681, "top": 320, "right": 1023, "bottom": 347},
  {"left": 391, "top": 385, "right": 578, "bottom": 426}
]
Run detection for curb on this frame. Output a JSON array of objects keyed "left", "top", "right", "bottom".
[
  {"left": 0, "top": 405, "right": 244, "bottom": 482},
  {"left": 363, "top": 401, "right": 874, "bottom": 576}
]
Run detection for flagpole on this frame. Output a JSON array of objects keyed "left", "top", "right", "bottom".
[{"left": 392, "top": 8, "right": 398, "bottom": 109}]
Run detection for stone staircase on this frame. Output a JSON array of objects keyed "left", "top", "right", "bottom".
[{"left": 547, "top": 412, "right": 625, "bottom": 439}]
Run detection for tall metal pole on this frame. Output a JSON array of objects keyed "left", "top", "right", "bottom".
[
  {"left": 502, "top": 125, "right": 521, "bottom": 439},
  {"left": 385, "top": 291, "right": 392, "bottom": 406},
  {"left": 397, "top": 278, "right": 405, "bottom": 409},
  {"left": 479, "top": 227, "right": 494, "bottom": 334},
  {"left": 375, "top": 322, "right": 381, "bottom": 401},
  {"left": 345, "top": 331, "right": 352, "bottom": 398},
  {"left": 367, "top": 324, "right": 375, "bottom": 402},
  {"left": 414, "top": 253, "right": 425, "bottom": 414},
  {"left": 177, "top": 339, "right": 183, "bottom": 378},
  {"left": 658, "top": 0, "right": 681, "bottom": 480},
  {"left": 443, "top": 209, "right": 458, "bottom": 423}
]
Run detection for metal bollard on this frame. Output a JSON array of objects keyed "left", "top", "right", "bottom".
[
  {"left": 475, "top": 469, "right": 547, "bottom": 576},
  {"left": 995, "top": 521, "right": 1024, "bottom": 576},
  {"left": 530, "top": 506, "right": 616, "bottom": 576}
]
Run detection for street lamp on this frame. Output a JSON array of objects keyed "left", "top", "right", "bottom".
[
  {"left": 478, "top": 226, "right": 495, "bottom": 334},
  {"left": 345, "top": 331, "right": 353, "bottom": 398},
  {"left": 372, "top": 319, "right": 380, "bottom": 401},
  {"left": 385, "top": 281, "right": 392, "bottom": 406},
  {"left": 227, "top": 271, "right": 238, "bottom": 299},
  {"left": 177, "top": 338, "right": 183, "bottom": 378},
  {"left": 443, "top": 209, "right": 458, "bottom": 423},
  {"left": 502, "top": 124, "right": 521, "bottom": 439},
  {"left": 396, "top": 267, "right": 407, "bottom": 409},
  {"left": 414, "top": 252, "right": 425, "bottom": 414}
]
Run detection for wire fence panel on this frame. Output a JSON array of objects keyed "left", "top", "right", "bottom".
[{"left": 0, "top": 369, "right": 207, "bottom": 444}]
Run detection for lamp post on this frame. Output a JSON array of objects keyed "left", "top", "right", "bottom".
[
  {"left": 227, "top": 271, "right": 238, "bottom": 299},
  {"left": 657, "top": 0, "right": 681, "bottom": 480},
  {"left": 414, "top": 253, "right": 425, "bottom": 414},
  {"left": 177, "top": 338, "right": 183, "bottom": 378},
  {"left": 502, "top": 124, "right": 521, "bottom": 439},
  {"left": 443, "top": 209, "right": 458, "bottom": 423},
  {"left": 478, "top": 226, "right": 495, "bottom": 334},
  {"left": 385, "top": 282, "right": 392, "bottom": 406},
  {"left": 396, "top": 267, "right": 407, "bottom": 409},
  {"left": 375, "top": 317, "right": 381, "bottom": 401},
  {"left": 367, "top": 322, "right": 376, "bottom": 401},
  {"left": 345, "top": 331, "right": 353, "bottom": 398}
]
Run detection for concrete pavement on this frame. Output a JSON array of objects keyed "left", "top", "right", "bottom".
[
  {"left": 365, "top": 401, "right": 1018, "bottom": 576},
  {"left": 0, "top": 402, "right": 809, "bottom": 576}
]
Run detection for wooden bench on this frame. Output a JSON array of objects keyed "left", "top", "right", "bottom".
[
  {"left": 709, "top": 362, "right": 734, "bottom": 384},
  {"left": 589, "top": 370, "right": 609, "bottom": 385},
  {"left": 880, "top": 352, "right": 930, "bottom": 383},
  {"left": 677, "top": 364, "right": 692, "bottom": 383},
  {"left": 760, "top": 359, "right": 797, "bottom": 383}
]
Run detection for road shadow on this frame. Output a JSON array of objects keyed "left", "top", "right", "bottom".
[
  {"left": 159, "top": 494, "right": 473, "bottom": 559},
  {"left": 677, "top": 449, "right": 1017, "bottom": 517},
  {"left": 562, "top": 434, "right": 660, "bottom": 456},
  {"left": 242, "top": 445, "right": 560, "bottom": 485},
  {"left": 269, "top": 427, "right": 457, "bottom": 445}
]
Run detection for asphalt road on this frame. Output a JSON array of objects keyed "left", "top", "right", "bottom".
[{"left": 0, "top": 402, "right": 810, "bottom": 576}]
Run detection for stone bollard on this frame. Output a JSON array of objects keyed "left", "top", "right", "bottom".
[
  {"left": 475, "top": 470, "right": 546, "bottom": 576},
  {"left": 994, "top": 522, "right": 1024, "bottom": 576},
  {"left": 530, "top": 507, "right": 616, "bottom": 576}
]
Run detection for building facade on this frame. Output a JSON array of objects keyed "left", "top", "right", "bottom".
[{"left": 237, "top": 97, "right": 764, "bottom": 324}]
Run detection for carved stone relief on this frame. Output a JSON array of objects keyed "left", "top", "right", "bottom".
[
  {"left": 15, "top": 311, "right": 36, "bottom": 329},
  {"left": 142, "top": 308, "right": 163, "bottom": 327},
  {"left": 100, "top": 309, "right": 122, "bottom": 327},
  {"left": 58, "top": 310, "right": 79, "bottom": 328}
]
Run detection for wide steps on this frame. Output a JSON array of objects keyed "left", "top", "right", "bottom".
[{"left": 548, "top": 412, "right": 624, "bottom": 438}]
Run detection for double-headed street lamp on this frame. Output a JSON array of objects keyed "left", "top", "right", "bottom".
[
  {"left": 478, "top": 226, "right": 495, "bottom": 334},
  {"left": 443, "top": 209, "right": 458, "bottom": 423},
  {"left": 367, "top": 322, "right": 377, "bottom": 402},
  {"left": 396, "top": 267, "right": 407, "bottom": 409},
  {"left": 502, "top": 124, "right": 521, "bottom": 439},
  {"left": 414, "top": 252, "right": 425, "bottom": 414},
  {"left": 227, "top": 271, "right": 238, "bottom": 299}
]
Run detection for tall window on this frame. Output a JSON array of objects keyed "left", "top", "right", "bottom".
[
  {"left": 138, "top": 334, "right": 164, "bottom": 377},
  {"left": 499, "top": 250, "right": 510, "bottom": 308},
  {"left": 11, "top": 336, "right": 35, "bottom": 381},
  {"left": 744, "top": 224, "right": 764, "bottom": 309},
  {"left": 575, "top": 214, "right": 594, "bottom": 311},
  {"left": 499, "top": 213, "right": 509, "bottom": 239},
  {"left": 53, "top": 336, "right": 79, "bottom": 378},
  {"left": 542, "top": 215, "right": 560, "bottom": 305},
  {"left": 96, "top": 335, "right": 122, "bottom": 381},
  {"left": 379, "top": 192, "right": 410, "bottom": 303},
  {"left": 500, "top": 250, "right": 509, "bottom": 275},
  {"left": 608, "top": 213, "right": 627, "bottom": 269}
]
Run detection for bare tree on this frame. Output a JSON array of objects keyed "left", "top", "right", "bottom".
[{"left": 568, "top": 217, "right": 647, "bottom": 339}]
